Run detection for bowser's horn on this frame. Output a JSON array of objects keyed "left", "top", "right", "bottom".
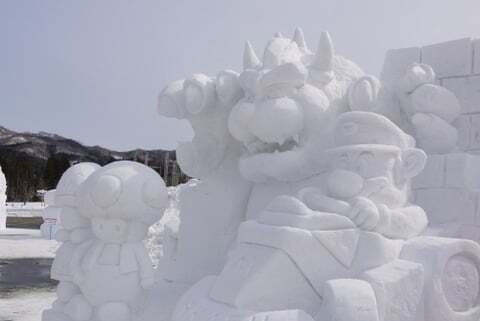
[
  {"left": 243, "top": 41, "right": 261, "bottom": 70},
  {"left": 292, "top": 27, "right": 308, "bottom": 51},
  {"left": 313, "top": 31, "right": 334, "bottom": 71}
]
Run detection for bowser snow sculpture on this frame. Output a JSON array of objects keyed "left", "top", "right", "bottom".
[{"left": 157, "top": 29, "right": 480, "bottom": 321}]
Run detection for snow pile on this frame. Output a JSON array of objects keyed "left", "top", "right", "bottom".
[
  {"left": 145, "top": 186, "right": 180, "bottom": 268},
  {"left": 0, "top": 165, "right": 7, "bottom": 230}
]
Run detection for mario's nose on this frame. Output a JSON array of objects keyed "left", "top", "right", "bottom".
[{"left": 327, "top": 169, "right": 364, "bottom": 199}]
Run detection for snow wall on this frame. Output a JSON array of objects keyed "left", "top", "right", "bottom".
[{"left": 382, "top": 38, "right": 480, "bottom": 243}]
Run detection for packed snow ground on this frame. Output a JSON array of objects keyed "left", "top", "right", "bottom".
[
  {"left": 1, "top": 288, "right": 57, "bottom": 321},
  {"left": 0, "top": 229, "right": 58, "bottom": 259}
]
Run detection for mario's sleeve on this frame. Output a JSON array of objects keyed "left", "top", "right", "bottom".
[{"left": 376, "top": 205, "right": 428, "bottom": 239}]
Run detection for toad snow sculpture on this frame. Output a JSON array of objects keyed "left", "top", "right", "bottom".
[
  {"left": 44, "top": 162, "right": 100, "bottom": 321},
  {"left": 44, "top": 161, "right": 168, "bottom": 321},
  {"left": 71, "top": 161, "right": 167, "bottom": 321}
]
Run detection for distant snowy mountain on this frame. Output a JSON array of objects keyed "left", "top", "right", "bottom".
[
  {"left": 0, "top": 125, "right": 170, "bottom": 163},
  {"left": 0, "top": 126, "right": 185, "bottom": 201}
]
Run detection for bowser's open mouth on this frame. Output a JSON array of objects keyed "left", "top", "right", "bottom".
[{"left": 244, "top": 136, "right": 300, "bottom": 155}]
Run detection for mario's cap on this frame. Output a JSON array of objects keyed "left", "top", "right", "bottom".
[{"left": 333, "top": 111, "right": 415, "bottom": 150}]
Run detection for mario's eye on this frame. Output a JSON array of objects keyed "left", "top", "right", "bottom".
[
  {"left": 337, "top": 153, "right": 349, "bottom": 169},
  {"left": 357, "top": 151, "right": 374, "bottom": 175}
]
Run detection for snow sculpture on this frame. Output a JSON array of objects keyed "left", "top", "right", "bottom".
[
  {"left": 40, "top": 189, "right": 61, "bottom": 239},
  {"left": 0, "top": 165, "right": 6, "bottom": 230},
  {"left": 347, "top": 63, "right": 461, "bottom": 154},
  {"left": 156, "top": 29, "right": 480, "bottom": 321},
  {"left": 43, "top": 162, "right": 100, "bottom": 321},
  {"left": 45, "top": 161, "right": 168, "bottom": 321},
  {"left": 229, "top": 30, "right": 363, "bottom": 183},
  {"left": 157, "top": 53, "right": 253, "bottom": 285},
  {"left": 171, "top": 111, "right": 432, "bottom": 321}
]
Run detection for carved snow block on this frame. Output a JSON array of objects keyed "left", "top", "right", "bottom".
[
  {"left": 422, "top": 38, "right": 472, "bottom": 78},
  {"left": 452, "top": 115, "right": 471, "bottom": 150},
  {"left": 414, "top": 188, "right": 477, "bottom": 224},
  {"left": 381, "top": 47, "right": 421, "bottom": 86},
  {"left": 248, "top": 310, "right": 314, "bottom": 321},
  {"left": 443, "top": 75, "right": 480, "bottom": 114},
  {"left": 320, "top": 279, "right": 380, "bottom": 321},
  {"left": 401, "top": 236, "right": 480, "bottom": 321},
  {"left": 362, "top": 259, "right": 424, "bottom": 321},
  {"left": 445, "top": 153, "right": 480, "bottom": 189},
  {"left": 172, "top": 276, "right": 247, "bottom": 321},
  {"left": 474, "top": 39, "right": 480, "bottom": 74},
  {"left": 412, "top": 154, "right": 445, "bottom": 189},
  {"left": 469, "top": 114, "right": 480, "bottom": 150},
  {"left": 210, "top": 243, "right": 322, "bottom": 316},
  {"left": 456, "top": 224, "right": 480, "bottom": 244}
]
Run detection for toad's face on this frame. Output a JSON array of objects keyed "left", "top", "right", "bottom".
[{"left": 92, "top": 217, "right": 128, "bottom": 243}]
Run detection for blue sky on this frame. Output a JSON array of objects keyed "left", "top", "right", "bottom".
[{"left": 1, "top": 0, "right": 480, "bottom": 151}]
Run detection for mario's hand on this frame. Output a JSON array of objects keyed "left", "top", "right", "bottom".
[{"left": 348, "top": 197, "right": 380, "bottom": 231}]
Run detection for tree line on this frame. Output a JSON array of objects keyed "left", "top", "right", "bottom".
[{"left": 0, "top": 151, "right": 188, "bottom": 202}]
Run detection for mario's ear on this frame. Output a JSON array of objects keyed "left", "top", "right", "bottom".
[{"left": 401, "top": 148, "right": 427, "bottom": 179}]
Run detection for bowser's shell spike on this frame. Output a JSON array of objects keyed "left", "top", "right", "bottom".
[
  {"left": 292, "top": 27, "right": 308, "bottom": 51},
  {"left": 312, "top": 31, "right": 334, "bottom": 72},
  {"left": 243, "top": 41, "right": 261, "bottom": 70}
]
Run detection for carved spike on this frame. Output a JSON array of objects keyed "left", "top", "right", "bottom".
[
  {"left": 292, "top": 27, "right": 307, "bottom": 50},
  {"left": 243, "top": 41, "right": 261, "bottom": 70},
  {"left": 313, "top": 31, "right": 334, "bottom": 71},
  {"left": 274, "top": 31, "right": 284, "bottom": 38}
]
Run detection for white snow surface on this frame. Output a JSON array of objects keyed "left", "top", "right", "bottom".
[
  {"left": 0, "top": 228, "right": 58, "bottom": 259},
  {"left": 145, "top": 186, "right": 180, "bottom": 267},
  {"left": 1, "top": 288, "right": 57, "bottom": 321}
]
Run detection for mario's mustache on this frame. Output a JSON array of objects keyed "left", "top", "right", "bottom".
[{"left": 327, "top": 169, "right": 389, "bottom": 200}]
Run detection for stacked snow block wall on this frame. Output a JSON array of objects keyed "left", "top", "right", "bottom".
[{"left": 382, "top": 38, "right": 480, "bottom": 242}]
